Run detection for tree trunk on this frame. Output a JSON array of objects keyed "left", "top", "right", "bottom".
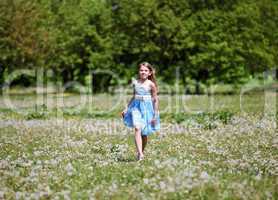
[
  {"left": 0, "top": 65, "right": 6, "bottom": 95},
  {"left": 195, "top": 81, "right": 200, "bottom": 94}
]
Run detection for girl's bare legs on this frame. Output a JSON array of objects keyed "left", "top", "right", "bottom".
[
  {"left": 134, "top": 127, "right": 143, "bottom": 159},
  {"left": 142, "top": 135, "right": 148, "bottom": 152}
]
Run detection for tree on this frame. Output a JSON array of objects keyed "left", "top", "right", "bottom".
[{"left": 0, "top": 0, "right": 54, "bottom": 93}]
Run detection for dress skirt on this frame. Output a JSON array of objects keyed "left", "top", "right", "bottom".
[{"left": 123, "top": 98, "right": 160, "bottom": 136}]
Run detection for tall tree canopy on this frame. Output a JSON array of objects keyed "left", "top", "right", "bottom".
[{"left": 0, "top": 0, "right": 277, "bottom": 92}]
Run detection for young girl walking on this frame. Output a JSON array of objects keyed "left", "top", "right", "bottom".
[{"left": 122, "top": 62, "right": 160, "bottom": 161}]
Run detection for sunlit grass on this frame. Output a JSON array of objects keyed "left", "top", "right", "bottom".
[{"left": 0, "top": 92, "right": 277, "bottom": 199}]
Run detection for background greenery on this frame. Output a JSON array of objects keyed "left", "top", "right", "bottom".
[{"left": 0, "top": 0, "right": 277, "bottom": 94}]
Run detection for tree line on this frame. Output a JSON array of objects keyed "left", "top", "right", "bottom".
[{"left": 0, "top": 0, "right": 277, "bottom": 93}]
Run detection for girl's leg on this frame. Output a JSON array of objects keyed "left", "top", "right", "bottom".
[
  {"left": 142, "top": 135, "right": 148, "bottom": 152},
  {"left": 134, "top": 127, "right": 143, "bottom": 158}
]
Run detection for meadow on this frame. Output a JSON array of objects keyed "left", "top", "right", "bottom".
[{"left": 0, "top": 91, "right": 277, "bottom": 199}]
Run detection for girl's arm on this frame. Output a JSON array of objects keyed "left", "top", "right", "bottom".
[{"left": 151, "top": 83, "right": 159, "bottom": 118}]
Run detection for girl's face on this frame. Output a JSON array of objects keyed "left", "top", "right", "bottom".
[{"left": 139, "top": 65, "right": 151, "bottom": 80}]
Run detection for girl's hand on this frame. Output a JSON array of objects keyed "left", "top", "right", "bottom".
[
  {"left": 150, "top": 118, "right": 157, "bottom": 125},
  {"left": 151, "top": 112, "right": 159, "bottom": 125},
  {"left": 121, "top": 109, "right": 127, "bottom": 118}
]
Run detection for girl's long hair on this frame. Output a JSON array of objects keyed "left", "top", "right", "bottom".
[{"left": 138, "top": 62, "right": 158, "bottom": 92}]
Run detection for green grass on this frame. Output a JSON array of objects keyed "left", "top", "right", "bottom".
[{"left": 0, "top": 92, "right": 277, "bottom": 199}]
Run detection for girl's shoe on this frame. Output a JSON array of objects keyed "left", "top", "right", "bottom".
[{"left": 137, "top": 153, "right": 144, "bottom": 161}]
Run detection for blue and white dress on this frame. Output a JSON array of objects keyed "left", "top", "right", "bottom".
[{"left": 123, "top": 79, "right": 160, "bottom": 136}]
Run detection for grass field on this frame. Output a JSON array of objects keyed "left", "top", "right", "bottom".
[{"left": 0, "top": 91, "right": 277, "bottom": 199}]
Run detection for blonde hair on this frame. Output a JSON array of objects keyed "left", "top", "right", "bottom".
[{"left": 138, "top": 62, "right": 158, "bottom": 89}]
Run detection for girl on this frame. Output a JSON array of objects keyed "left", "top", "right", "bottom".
[{"left": 122, "top": 62, "right": 160, "bottom": 161}]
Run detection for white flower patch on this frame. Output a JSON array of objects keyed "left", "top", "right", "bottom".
[
  {"left": 199, "top": 171, "right": 210, "bottom": 182},
  {"left": 108, "top": 181, "right": 118, "bottom": 194},
  {"left": 0, "top": 160, "right": 9, "bottom": 170},
  {"left": 0, "top": 191, "right": 4, "bottom": 199},
  {"left": 65, "top": 163, "right": 75, "bottom": 176},
  {"left": 153, "top": 157, "right": 180, "bottom": 171},
  {"left": 109, "top": 144, "right": 128, "bottom": 162},
  {"left": 272, "top": 136, "right": 278, "bottom": 148}
]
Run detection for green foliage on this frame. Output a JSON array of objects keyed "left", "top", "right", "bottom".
[
  {"left": 25, "top": 111, "right": 47, "bottom": 120},
  {"left": 0, "top": 0, "right": 277, "bottom": 92},
  {"left": 25, "top": 104, "right": 49, "bottom": 120},
  {"left": 213, "top": 110, "right": 234, "bottom": 124},
  {"left": 163, "top": 110, "right": 234, "bottom": 129}
]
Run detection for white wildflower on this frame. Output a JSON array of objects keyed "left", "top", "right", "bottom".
[
  {"left": 0, "top": 160, "right": 9, "bottom": 169},
  {"left": 65, "top": 163, "right": 74, "bottom": 176},
  {"left": 200, "top": 171, "right": 210, "bottom": 180},
  {"left": 159, "top": 181, "right": 166, "bottom": 190},
  {"left": 0, "top": 191, "right": 4, "bottom": 199},
  {"left": 143, "top": 178, "right": 149, "bottom": 184}
]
